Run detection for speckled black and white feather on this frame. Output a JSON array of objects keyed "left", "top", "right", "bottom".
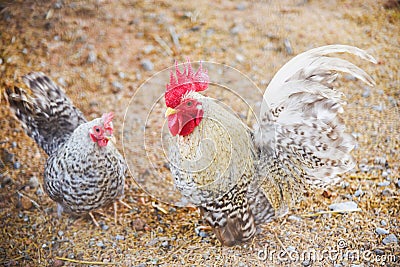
[
  {"left": 168, "top": 45, "right": 376, "bottom": 246},
  {"left": 6, "top": 72, "right": 126, "bottom": 216},
  {"left": 253, "top": 45, "right": 377, "bottom": 218},
  {"left": 6, "top": 72, "right": 86, "bottom": 155},
  {"left": 44, "top": 117, "right": 126, "bottom": 215}
]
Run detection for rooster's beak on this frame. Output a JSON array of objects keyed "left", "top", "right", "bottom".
[
  {"left": 165, "top": 107, "right": 177, "bottom": 117},
  {"left": 105, "top": 135, "right": 116, "bottom": 144}
]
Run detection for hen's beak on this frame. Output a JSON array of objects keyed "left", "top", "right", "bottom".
[
  {"left": 165, "top": 107, "right": 177, "bottom": 117},
  {"left": 105, "top": 135, "right": 117, "bottom": 144}
]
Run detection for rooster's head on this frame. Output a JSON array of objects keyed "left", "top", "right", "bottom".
[{"left": 164, "top": 60, "right": 209, "bottom": 136}]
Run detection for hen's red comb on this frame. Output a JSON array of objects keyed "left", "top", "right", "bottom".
[
  {"left": 102, "top": 112, "right": 114, "bottom": 126},
  {"left": 165, "top": 59, "right": 209, "bottom": 108}
]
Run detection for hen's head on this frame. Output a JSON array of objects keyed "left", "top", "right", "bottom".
[
  {"left": 164, "top": 60, "right": 209, "bottom": 136},
  {"left": 89, "top": 112, "right": 115, "bottom": 147}
]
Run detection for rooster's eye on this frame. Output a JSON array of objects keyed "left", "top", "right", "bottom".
[
  {"left": 95, "top": 127, "right": 100, "bottom": 133},
  {"left": 187, "top": 101, "right": 193, "bottom": 107}
]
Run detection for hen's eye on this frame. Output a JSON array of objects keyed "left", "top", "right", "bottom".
[
  {"left": 187, "top": 101, "right": 193, "bottom": 107},
  {"left": 95, "top": 127, "right": 100, "bottom": 133}
]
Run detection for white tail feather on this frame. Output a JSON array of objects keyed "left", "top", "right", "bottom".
[{"left": 261, "top": 45, "right": 376, "bottom": 115}]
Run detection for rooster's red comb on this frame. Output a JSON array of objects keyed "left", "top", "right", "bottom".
[
  {"left": 102, "top": 112, "right": 114, "bottom": 126},
  {"left": 165, "top": 59, "right": 209, "bottom": 108}
]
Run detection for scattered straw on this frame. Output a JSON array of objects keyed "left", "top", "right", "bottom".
[
  {"left": 300, "top": 208, "right": 362, "bottom": 218},
  {"left": 55, "top": 257, "right": 117, "bottom": 265}
]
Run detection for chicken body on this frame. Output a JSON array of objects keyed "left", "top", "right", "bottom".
[
  {"left": 165, "top": 45, "right": 376, "bottom": 246},
  {"left": 6, "top": 72, "right": 126, "bottom": 218},
  {"left": 168, "top": 92, "right": 259, "bottom": 243}
]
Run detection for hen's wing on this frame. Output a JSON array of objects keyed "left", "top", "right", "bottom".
[
  {"left": 6, "top": 72, "right": 87, "bottom": 155},
  {"left": 253, "top": 45, "right": 376, "bottom": 218}
]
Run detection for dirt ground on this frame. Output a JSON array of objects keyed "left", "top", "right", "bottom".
[{"left": 0, "top": 0, "right": 399, "bottom": 266}]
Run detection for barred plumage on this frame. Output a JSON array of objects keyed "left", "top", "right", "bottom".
[{"left": 6, "top": 72, "right": 126, "bottom": 222}]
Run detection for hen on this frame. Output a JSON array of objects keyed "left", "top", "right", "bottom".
[
  {"left": 6, "top": 72, "right": 128, "bottom": 226},
  {"left": 164, "top": 45, "right": 376, "bottom": 246}
]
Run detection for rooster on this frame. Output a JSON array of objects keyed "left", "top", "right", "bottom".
[
  {"left": 6, "top": 72, "right": 129, "bottom": 226},
  {"left": 164, "top": 45, "right": 376, "bottom": 246}
]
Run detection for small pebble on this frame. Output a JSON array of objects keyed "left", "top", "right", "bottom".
[
  {"left": 361, "top": 89, "right": 370, "bottom": 98},
  {"left": 169, "top": 207, "right": 176, "bottom": 212},
  {"left": 354, "top": 189, "right": 363, "bottom": 197},
  {"left": 53, "top": 259, "right": 64, "bottom": 267},
  {"left": 377, "top": 181, "right": 390, "bottom": 187},
  {"left": 57, "top": 77, "right": 67, "bottom": 87},
  {"left": 236, "top": 2, "right": 247, "bottom": 10},
  {"left": 11, "top": 141, "right": 17, "bottom": 148},
  {"left": 161, "top": 240, "right": 168, "bottom": 248},
  {"left": 14, "top": 161, "right": 21, "bottom": 169},
  {"left": 382, "top": 171, "right": 388, "bottom": 178},
  {"left": 381, "top": 220, "right": 387, "bottom": 226},
  {"left": 96, "top": 241, "right": 105, "bottom": 248},
  {"left": 29, "top": 176, "right": 39, "bottom": 188},
  {"left": 143, "top": 45, "right": 154, "bottom": 54},
  {"left": 2, "top": 176, "right": 14, "bottom": 185},
  {"left": 388, "top": 96, "right": 397, "bottom": 106},
  {"left": 112, "top": 81, "right": 124, "bottom": 91},
  {"left": 118, "top": 72, "right": 126, "bottom": 79},
  {"left": 115, "top": 235, "right": 125, "bottom": 241},
  {"left": 198, "top": 231, "right": 208, "bottom": 238},
  {"left": 20, "top": 197, "right": 33, "bottom": 210},
  {"left": 372, "top": 105, "right": 383, "bottom": 112},
  {"left": 302, "top": 260, "right": 311, "bottom": 266},
  {"left": 102, "top": 224, "right": 109, "bottom": 231},
  {"left": 230, "top": 24, "right": 244, "bottom": 35},
  {"left": 341, "top": 181, "right": 350, "bottom": 188},
  {"left": 382, "top": 234, "right": 398, "bottom": 245},
  {"left": 283, "top": 39, "right": 293, "bottom": 55},
  {"left": 374, "top": 249, "right": 385, "bottom": 255},
  {"left": 87, "top": 51, "right": 97, "bottom": 63},
  {"left": 146, "top": 238, "right": 158, "bottom": 247},
  {"left": 376, "top": 227, "right": 389, "bottom": 235},
  {"left": 329, "top": 201, "right": 358, "bottom": 212},
  {"left": 235, "top": 54, "right": 245, "bottom": 62},
  {"left": 36, "top": 188, "right": 44, "bottom": 196},
  {"left": 288, "top": 215, "right": 301, "bottom": 221},
  {"left": 132, "top": 218, "right": 145, "bottom": 231},
  {"left": 140, "top": 59, "right": 154, "bottom": 71},
  {"left": 397, "top": 180, "right": 400, "bottom": 188},
  {"left": 381, "top": 189, "right": 392, "bottom": 196},
  {"left": 3, "top": 150, "right": 14, "bottom": 163},
  {"left": 358, "top": 164, "right": 370, "bottom": 172},
  {"left": 58, "top": 230, "right": 64, "bottom": 237}
]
